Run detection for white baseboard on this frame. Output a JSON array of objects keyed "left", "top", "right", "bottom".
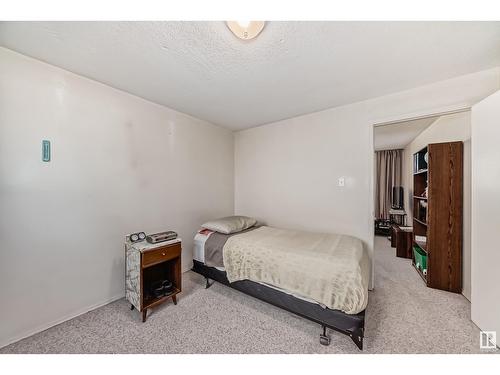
[
  {"left": 1, "top": 269, "right": 195, "bottom": 350},
  {"left": 0, "top": 293, "right": 125, "bottom": 350}
]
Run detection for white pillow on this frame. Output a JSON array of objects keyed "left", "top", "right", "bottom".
[{"left": 201, "top": 216, "right": 257, "bottom": 234}]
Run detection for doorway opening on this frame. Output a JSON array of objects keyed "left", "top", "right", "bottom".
[{"left": 372, "top": 109, "right": 471, "bottom": 300}]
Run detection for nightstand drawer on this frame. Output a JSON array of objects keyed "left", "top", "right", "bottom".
[{"left": 142, "top": 243, "right": 181, "bottom": 268}]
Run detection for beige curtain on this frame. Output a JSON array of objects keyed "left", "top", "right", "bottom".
[{"left": 375, "top": 149, "right": 403, "bottom": 220}]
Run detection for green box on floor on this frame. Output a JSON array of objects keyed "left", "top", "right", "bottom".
[{"left": 413, "top": 245, "right": 427, "bottom": 271}]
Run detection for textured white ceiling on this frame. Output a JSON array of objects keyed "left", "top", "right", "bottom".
[
  {"left": 374, "top": 116, "right": 439, "bottom": 151},
  {"left": 1, "top": 21, "right": 499, "bottom": 130}
]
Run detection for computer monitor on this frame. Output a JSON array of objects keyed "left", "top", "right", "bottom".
[{"left": 392, "top": 186, "right": 404, "bottom": 209}]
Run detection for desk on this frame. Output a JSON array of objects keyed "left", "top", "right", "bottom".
[{"left": 389, "top": 209, "right": 407, "bottom": 226}]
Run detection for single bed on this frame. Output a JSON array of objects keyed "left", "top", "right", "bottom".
[{"left": 191, "top": 222, "right": 368, "bottom": 349}]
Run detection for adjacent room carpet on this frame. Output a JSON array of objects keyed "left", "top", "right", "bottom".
[{"left": 1, "top": 236, "right": 492, "bottom": 354}]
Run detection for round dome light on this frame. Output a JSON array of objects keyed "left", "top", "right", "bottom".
[{"left": 226, "top": 21, "right": 265, "bottom": 40}]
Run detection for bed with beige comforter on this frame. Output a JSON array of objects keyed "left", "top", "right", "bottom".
[{"left": 221, "top": 226, "right": 369, "bottom": 314}]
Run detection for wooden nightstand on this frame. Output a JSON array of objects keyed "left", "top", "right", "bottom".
[{"left": 125, "top": 238, "right": 182, "bottom": 322}]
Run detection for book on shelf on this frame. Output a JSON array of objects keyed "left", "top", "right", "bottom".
[
  {"left": 389, "top": 208, "right": 406, "bottom": 215},
  {"left": 415, "top": 235, "right": 427, "bottom": 243}
]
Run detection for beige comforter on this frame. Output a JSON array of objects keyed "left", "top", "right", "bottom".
[{"left": 223, "top": 226, "right": 369, "bottom": 314}]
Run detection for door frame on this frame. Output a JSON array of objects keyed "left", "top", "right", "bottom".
[{"left": 368, "top": 105, "right": 471, "bottom": 289}]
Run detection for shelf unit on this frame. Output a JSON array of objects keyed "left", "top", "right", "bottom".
[
  {"left": 413, "top": 195, "right": 427, "bottom": 200},
  {"left": 412, "top": 218, "right": 427, "bottom": 226},
  {"left": 412, "top": 142, "right": 463, "bottom": 293},
  {"left": 414, "top": 240, "right": 427, "bottom": 252},
  {"left": 414, "top": 169, "right": 428, "bottom": 175}
]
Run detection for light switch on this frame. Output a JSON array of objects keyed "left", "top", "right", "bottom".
[
  {"left": 338, "top": 177, "right": 345, "bottom": 187},
  {"left": 42, "top": 140, "right": 51, "bottom": 162}
]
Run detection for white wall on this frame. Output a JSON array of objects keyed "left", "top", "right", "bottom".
[
  {"left": 402, "top": 112, "right": 471, "bottom": 300},
  {"left": 1, "top": 46, "right": 499, "bottom": 349},
  {"left": 471, "top": 90, "right": 500, "bottom": 344},
  {"left": 235, "top": 67, "right": 500, "bottom": 291},
  {"left": 0, "top": 48, "right": 234, "bottom": 347}
]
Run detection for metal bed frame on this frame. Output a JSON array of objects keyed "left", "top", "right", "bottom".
[{"left": 192, "top": 260, "right": 365, "bottom": 350}]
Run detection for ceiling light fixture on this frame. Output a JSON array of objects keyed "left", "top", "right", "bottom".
[{"left": 226, "top": 21, "right": 265, "bottom": 40}]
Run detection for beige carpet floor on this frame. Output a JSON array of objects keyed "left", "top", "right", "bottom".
[{"left": 1, "top": 236, "right": 494, "bottom": 354}]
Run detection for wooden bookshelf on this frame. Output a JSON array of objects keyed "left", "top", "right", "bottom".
[{"left": 412, "top": 142, "right": 463, "bottom": 293}]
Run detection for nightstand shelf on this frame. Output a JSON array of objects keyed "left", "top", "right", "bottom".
[{"left": 143, "top": 287, "right": 180, "bottom": 310}]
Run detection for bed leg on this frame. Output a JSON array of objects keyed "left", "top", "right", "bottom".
[
  {"left": 205, "top": 277, "right": 214, "bottom": 289},
  {"left": 350, "top": 327, "right": 364, "bottom": 350},
  {"left": 319, "top": 325, "right": 331, "bottom": 346}
]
